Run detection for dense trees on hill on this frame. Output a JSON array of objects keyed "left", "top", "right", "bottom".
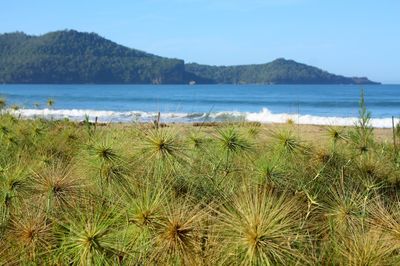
[
  {"left": 0, "top": 30, "right": 185, "bottom": 84},
  {"left": 185, "top": 59, "right": 377, "bottom": 84},
  {"left": 0, "top": 30, "right": 378, "bottom": 84}
]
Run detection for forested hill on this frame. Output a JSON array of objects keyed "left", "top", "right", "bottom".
[
  {"left": 0, "top": 30, "right": 379, "bottom": 84},
  {"left": 0, "top": 30, "right": 198, "bottom": 84},
  {"left": 185, "top": 59, "right": 378, "bottom": 85}
]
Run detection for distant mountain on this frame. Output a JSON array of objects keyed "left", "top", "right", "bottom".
[
  {"left": 0, "top": 30, "right": 379, "bottom": 85},
  {"left": 185, "top": 59, "right": 378, "bottom": 85}
]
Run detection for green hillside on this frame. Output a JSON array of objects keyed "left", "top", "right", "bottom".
[
  {"left": 0, "top": 30, "right": 379, "bottom": 84},
  {"left": 185, "top": 58, "right": 378, "bottom": 84},
  {"left": 0, "top": 30, "right": 186, "bottom": 84}
]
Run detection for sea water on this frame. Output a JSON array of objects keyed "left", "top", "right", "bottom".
[{"left": 0, "top": 84, "right": 399, "bottom": 127}]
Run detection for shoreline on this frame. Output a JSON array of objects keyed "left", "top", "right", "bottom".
[
  {"left": 86, "top": 120, "right": 395, "bottom": 144},
  {"left": 2, "top": 110, "right": 395, "bottom": 143},
  {"left": 6, "top": 107, "right": 400, "bottom": 129}
]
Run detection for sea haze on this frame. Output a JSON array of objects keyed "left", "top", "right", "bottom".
[{"left": 0, "top": 84, "right": 399, "bottom": 128}]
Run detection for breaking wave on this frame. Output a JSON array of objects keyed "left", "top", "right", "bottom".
[{"left": 7, "top": 108, "right": 399, "bottom": 128}]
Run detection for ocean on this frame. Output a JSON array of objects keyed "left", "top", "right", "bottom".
[{"left": 0, "top": 84, "right": 399, "bottom": 127}]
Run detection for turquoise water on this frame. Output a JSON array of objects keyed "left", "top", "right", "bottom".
[{"left": 0, "top": 84, "right": 399, "bottom": 127}]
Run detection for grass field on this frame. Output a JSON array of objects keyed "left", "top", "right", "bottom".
[{"left": 1, "top": 96, "right": 400, "bottom": 265}]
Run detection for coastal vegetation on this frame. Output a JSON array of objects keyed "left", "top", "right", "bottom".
[
  {"left": 1, "top": 95, "right": 400, "bottom": 265},
  {"left": 185, "top": 59, "right": 377, "bottom": 84},
  {"left": 0, "top": 30, "right": 378, "bottom": 85}
]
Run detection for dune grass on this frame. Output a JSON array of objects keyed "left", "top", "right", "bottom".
[{"left": 1, "top": 97, "right": 400, "bottom": 265}]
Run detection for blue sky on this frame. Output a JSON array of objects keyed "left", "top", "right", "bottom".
[{"left": 1, "top": 0, "right": 399, "bottom": 83}]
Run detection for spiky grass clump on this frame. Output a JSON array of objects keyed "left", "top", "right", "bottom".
[
  {"left": 368, "top": 198, "right": 400, "bottom": 255},
  {"left": 324, "top": 184, "right": 368, "bottom": 236},
  {"left": 353, "top": 155, "right": 391, "bottom": 184},
  {"left": 121, "top": 182, "right": 167, "bottom": 261},
  {"left": 34, "top": 124, "right": 81, "bottom": 163},
  {"left": 187, "top": 131, "right": 210, "bottom": 151},
  {"left": 150, "top": 199, "right": 207, "bottom": 265},
  {"left": 89, "top": 141, "right": 120, "bottom": 164},
  {"left": 215, "top": 127, "right": 253, "bottom": 157},
  {"left": 327, "top": 127, "right": 347, "bottom": 148},
  {"left": 270, "top": 130, "right": 305, "bottom": 155},
  {"left": 215, "top": 186, "right": 305, "bottom": 265},
  {"left": 254, "top": 156, "right": 283, "bottom": 187},
  {"left": 327, "top": 126, "right": 347, "bottom": 146},
  {"left": 28, "top": 163, "right": 85, "bottom": 213},
  {"left": 139, "top": 128, "right": 188, "bottom": 174},
  {"left": 335, "top": 228, "right": 394, "bottom": 265},
  {"left": 0, "top": 163, "right": 28, "bottom": 225},
  {"left": 5, "top": 209, "right": 54, "bottom": 263},
  {"left": 246, "top": 122, "right": 262, "bottom": 137},
  {"left": 56, "top": 204, "right": 123, "bottom": 265},
  {"left": 84, "top": 138, "right": 130, "bottom": 192}
]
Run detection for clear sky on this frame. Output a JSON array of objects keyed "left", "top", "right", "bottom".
[{"left": 0, "top": 0, "right": 399, "bottom": 83}]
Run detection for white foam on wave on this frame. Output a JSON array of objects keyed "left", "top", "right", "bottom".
[
  {"left": 7, "top": 108, "right": 399, "bottom": 128},
  {"left": 245, "top": 108, "right": 398, "bottom": 128},
  {"left": 9, "top": 108, "right": 190, "bottom": 123}
]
